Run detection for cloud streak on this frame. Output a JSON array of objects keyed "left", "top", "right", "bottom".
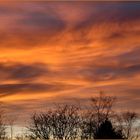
[{"left": 0, "top": 1, "right": 140, "bottom": 125}]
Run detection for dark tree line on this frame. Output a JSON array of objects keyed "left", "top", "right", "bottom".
[
  {"left": 28, "top": 105, "right": 81, "bottom": 140},
  {"left": 0, "top": 103, "right": 6, "bottom": 140},
  {"left": 28, "top": 93, "right": 139, "bottom": 140},
  {"left": 0, "top": 114, "right": 6, "bottom": 140}
]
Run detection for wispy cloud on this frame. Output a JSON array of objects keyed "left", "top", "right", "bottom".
[{"left": 0, "top": 2, "right": 140, "bottom": 125}]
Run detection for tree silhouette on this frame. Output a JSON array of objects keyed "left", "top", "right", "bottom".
[
  {"left": 29, "top": 105, "right": 80, "bottom": 140},
  {"left": 28, "top": 93, "right": 139, "bottom": 140},
  {"left": 89, "top": 92, "right": 117, "bottom": 138},
  {"left": 0, "top": 103, "right": 6, "bottom": 140},
  {"left": 51, "top": 105, "right": 80, "bottom": 140},
  {"left": 80, "top": 112, "right": 96, "bottom": 140},
  {"left": 29, "top": 112, "right": 53, "bottom": 140},
  {"left": 116, "top": 111, "right": 140, "bottom": 140},
  {"left": 94, "top": 119, "right": 124, "bottom": 139},
  {"left": 91, "top": 92, "right": 116, "bottom": 127},
  {"left": 0, "top": 114, "right": 6, "bottom": 140}
]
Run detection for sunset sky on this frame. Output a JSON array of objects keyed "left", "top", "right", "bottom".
[{"left": 0, "top": 1, "right": 140, "bottom": 128}]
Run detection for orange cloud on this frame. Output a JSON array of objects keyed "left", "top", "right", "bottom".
[{"left": 0, "top": 1, "right": 140, "bottom": 125}]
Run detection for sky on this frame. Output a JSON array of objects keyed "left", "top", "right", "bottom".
[{"left": 0, "top": 1, "right": 140, "bottom": 128}]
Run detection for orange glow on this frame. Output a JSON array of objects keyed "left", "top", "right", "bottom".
[{"left": 0, "top": 2, "right": 140, "bottom": 125}]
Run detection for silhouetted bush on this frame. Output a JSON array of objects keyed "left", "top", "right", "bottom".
[{"left": 94, "top": 119, "right": 124, "bottom": 139}]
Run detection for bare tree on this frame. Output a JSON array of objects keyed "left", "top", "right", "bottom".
[
  {"left": 90, "top": 92, "right": 116, "bottom": 137},
  {"left": 91, "top": 92, "right": 116, "bottom": 125},
  {"left": 51, "top": 104, "right": 80, "bottom": 140},
  {"left": 0, "top": 114, "right": 6, "bottom": 140},
  {"left": 28, "top": 111, "right": 53, "bottom": 140},
  {"left": 80, "top": 111, "right": 96, "bottom": 140},
  {"left": 0, "top": 103, "right": 6, "bottom": 140},
  {"left": 29, "top": 104, "right": 81, "bottom": 140},
  {"left": 116, "top": 111, "right": 139, "bottom": 140},
  {"left": 80, "top": 92, "right": 116, "bottom": 140},
  {"left": 28, "top": 93, "right": 139, "bottom": 140}
]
